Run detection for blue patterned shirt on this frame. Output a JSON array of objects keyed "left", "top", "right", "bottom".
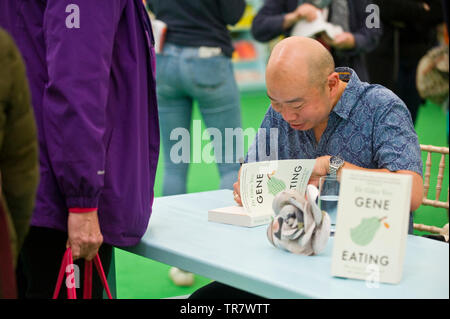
[{"left": 246, "top": 67, "right": 423, "bottom": 176}]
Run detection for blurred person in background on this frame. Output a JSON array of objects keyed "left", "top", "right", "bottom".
[
  {"left": 147, "top": 0, "right": 245, "bottom": 287},
  {"left": 366, "top": 0, "right": 443, "bottom": 125},
  {"left": 0, "top": 0, "right": 160, "bottom": 299},
  {"left": 0, "top": 28, "right": 39, "bottom": 299},
  {"left": 251, "top": 0, "right": 382, "bottom": 82},
  {"left": 148, "top": 0, "right": 245, "bottom": 195}
]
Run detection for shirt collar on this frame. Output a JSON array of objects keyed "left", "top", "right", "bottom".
[{"left": 331, "top": 67, "right": 364, "bottom": 120}]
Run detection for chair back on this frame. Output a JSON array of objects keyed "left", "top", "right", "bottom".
[
  {"left": 414, "top": 144, "right": 449, "bottom": 239},
  {"left": 420, "top": 144, "right": 449, "bottom": 209}
]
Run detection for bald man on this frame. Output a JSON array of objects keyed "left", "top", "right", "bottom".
[
  {"left": 190, "top": 37, "right": 423, "bottom": 299},
  {"left": 234, "top": 36, "right": 423, "bottom": 219}
]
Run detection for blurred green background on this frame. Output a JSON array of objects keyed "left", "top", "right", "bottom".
[{"left": 114, "top": 94, "right": 448, "bottom": 299}]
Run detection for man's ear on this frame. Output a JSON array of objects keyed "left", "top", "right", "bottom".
[{"left": 327, "top": 72, "right": 340, "bottom": 96}]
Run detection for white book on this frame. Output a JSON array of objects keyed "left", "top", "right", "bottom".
[
  {"left": 290, "top": 10, "right": 343, "bottom": 40},
  {"left": 208, "top": 159, "right": 316, "bottom": 227},
  {"left": 150, "top": 19, "right": 167, "bottom": 54},
  {"left": 331, "top": 169, "right": 412, "bottom": 284},
  {"left": 208, "top": 206, "right": 273, "bottom": 227}
]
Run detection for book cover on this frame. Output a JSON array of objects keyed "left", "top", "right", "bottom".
[
  {"left": 208, "top": 159, "right": 316, "bottom": 227},
  {"left": 331, "top": 169, "right": 412, "bottom": 284}
]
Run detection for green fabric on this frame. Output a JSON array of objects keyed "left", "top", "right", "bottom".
[{"left": 0, "top": 28, "right": 39, "bottom": 269}]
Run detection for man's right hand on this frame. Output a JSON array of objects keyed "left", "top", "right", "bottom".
[
  {"left": 283, "top": 3, "right": 319, "bottom": 30},
  {"left": 233, "top": 167, "right": 243, "bottom": 206},
  {"left": 295, "top": 3, "right": 319, "bottom": 22}
]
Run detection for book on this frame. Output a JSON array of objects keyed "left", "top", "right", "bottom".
[
  {"left": 208, "top": 159, "right": 316, "bottom": 227},
  {"left": 290, "top": 10, "right": 343, "bottom": 40},
  {"left": 208, "top": 205, "right": 273, "bottom": 227},
  {"left": 150, "top": 19, "right": 167, "bottom": 54},
  {"left": 331, "top": 169, "right": 412, "bottom": 284}
]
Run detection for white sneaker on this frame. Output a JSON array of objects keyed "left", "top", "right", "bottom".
[{"left": 169, "top": 267, "right": 194, "bottom": 287}]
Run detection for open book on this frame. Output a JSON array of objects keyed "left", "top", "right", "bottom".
[
  {"left": 208, "top": 159, "right": 316, "bottom": 227},
  {"left": 290, "top": 10, "right": 343, "bottom": 40}
]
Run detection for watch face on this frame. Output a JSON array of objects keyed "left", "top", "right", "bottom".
[{"left": 330, "top": 156, "right": 344, "bottom": 167}]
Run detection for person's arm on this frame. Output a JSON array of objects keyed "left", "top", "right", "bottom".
[
  {"left": 330, "top": 0, "right": 382, "bottom": 55},
  {"left": 251, "top": 0, "right": 294, "bottom": 42},
  {"left": 218, "top": 0, "right": 246, "bottom": 25},
  {"left": 0, "top": 30, "right": 39, "bottom": 254},
  {"left": 310, "top": 156, "right": 423, "bottom": 211},
  {"left": 234, "top": 107, "right": 282, "bottom": 205},
  {"left": 42, "top": 0, "right": 122, "bottom": 260},
  {"left": 252, "top": 1, "right": 321, "bottom": 42},
  {"left": 310, "top": 98, "right": 424, "bottom": 211}
]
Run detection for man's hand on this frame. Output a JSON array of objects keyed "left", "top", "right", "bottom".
[
  {"left": 283, "top": 3, "right": 319, "bottom": 29},
  {"left": 296, "top": 3, "right": 320, "bottom": 22},
  {"left": 331, "top": 32, "right": 356, "bottom": 50},
  {"left": 233, "top": 166, "right": 243, "bottom": 206},
  {"left": 308, "top": 155, "right": 331, "bottom": 186},
  {"left": 67, "top": 210, "right": 103, "bottom": 261}
]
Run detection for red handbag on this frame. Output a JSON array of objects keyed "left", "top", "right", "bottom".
[{"left": 52, "top": 247, "right": 113, "bottom": 299}]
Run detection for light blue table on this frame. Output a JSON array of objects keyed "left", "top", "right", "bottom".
[{"left": 111, "top": 189, "right": 449, "bottom": 299}]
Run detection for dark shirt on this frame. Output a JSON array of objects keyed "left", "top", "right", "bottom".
[
  {"left": 251, "top": 0, "right": 382, "bottom": 82},
  {"left": 372, "top": 0, "right": 443, "bottom": 66},
  {"left": 148, "top": 0, "right": 246, "bottom": 57}
]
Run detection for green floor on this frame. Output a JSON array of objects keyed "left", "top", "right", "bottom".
[{"left": 115, "top": 92, "right": 449, "bottom": 299}]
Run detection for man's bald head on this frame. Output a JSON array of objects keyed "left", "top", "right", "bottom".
[{"left": 266, "top": 37, "right": 335, "bottom": 90}]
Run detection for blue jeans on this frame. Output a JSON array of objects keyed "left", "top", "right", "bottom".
[{"left": 156, "top": 43, "right": 242, "bottom": 196}]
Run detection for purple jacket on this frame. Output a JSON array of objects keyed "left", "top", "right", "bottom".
[{"left": 0, "top": 0, "right": 160, "bottom": 246}]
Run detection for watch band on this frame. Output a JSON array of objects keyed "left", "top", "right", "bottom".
[{"left": 329, "top": 165, "right": 338, "bottom": 177}]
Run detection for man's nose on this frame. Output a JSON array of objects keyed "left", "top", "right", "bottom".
[{"left": 281, "top": 107, "right": 297, "bottom": 122}]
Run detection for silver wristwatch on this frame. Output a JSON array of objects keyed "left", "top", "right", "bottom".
[{"left": 329, "top": 155, "right": 344, "bottom": 177}]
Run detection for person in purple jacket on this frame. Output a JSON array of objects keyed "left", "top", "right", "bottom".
[{"left": 0, "top": 0, "right": 160, "bottom": 298}]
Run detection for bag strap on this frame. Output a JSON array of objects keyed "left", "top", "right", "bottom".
[
  {"left": 93, "top": 254, "right": 113, "bottom": 299},
  {"left": 53, "top": 247, "right": 113, "bottom": 299},
  {"left": 52, "top": 248, "right": 66, "bottom": 299},
  {"left": 53, "top": 248, "right": 77, "bottom": 299},
  {"left": 83, "top": 259, "right": 92, "bottom": 299}
]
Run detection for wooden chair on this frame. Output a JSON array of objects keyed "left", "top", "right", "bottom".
[{"left": 413, "top": 145, "right": 449, "bottom": 241}]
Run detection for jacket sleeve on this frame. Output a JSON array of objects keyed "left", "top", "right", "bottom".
[
  {"left": 251, "top": 0, "right": 288, "bottom": 42},
  {"left": 0, "top": 29, "right": 39, "bottom": 251},
  {"left": 42, "top": 0, "right": 122, "bottom": 209},
  {"left": 218, "top": 0, "right": 246, "bottom": 25}
]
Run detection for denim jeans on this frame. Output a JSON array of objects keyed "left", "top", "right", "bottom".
[{"left": 156, "top": 43, "right": 242, "bottom": 196}]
